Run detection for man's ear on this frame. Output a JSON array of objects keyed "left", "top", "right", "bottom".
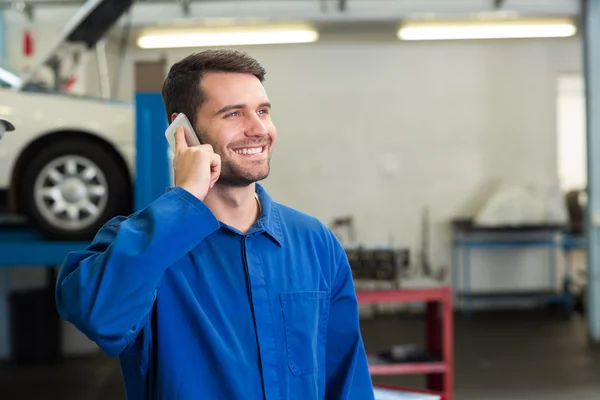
[{"left": 170, "top": 112, "right": 179, "bottom": 123}]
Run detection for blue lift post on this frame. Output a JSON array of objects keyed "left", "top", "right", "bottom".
[
  {"left": 134, "top": 59, "right": 171, "bottom": 211},
  {"left": 135, "top": 92, "right": 170, "bottom": 210},
  {"left": 0, "top": 62, "right": 170, "bottom": 360},
  {"left": 584, "top": 0, "right": 600, "bottom": 342}
]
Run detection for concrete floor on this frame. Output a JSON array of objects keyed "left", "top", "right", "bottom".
[
  {"left": 364, "top": 310, "right": 600, "bottom": 400},
  {"left": 0, "top": 310, "right": 599, "bottom": 400}
]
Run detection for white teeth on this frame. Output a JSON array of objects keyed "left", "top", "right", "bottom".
[{"left": 235, "top": 147, "right": 263, "bottom": 155}]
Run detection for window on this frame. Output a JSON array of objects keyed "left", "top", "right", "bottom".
[{"left": 557, "top": 73, "right": 587, "bottom": 191}]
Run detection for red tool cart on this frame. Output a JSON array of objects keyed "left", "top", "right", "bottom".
[{"left": 357, "top": 287, "right": 454, "bottom": 400}]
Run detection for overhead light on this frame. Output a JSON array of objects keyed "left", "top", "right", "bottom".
[
  {"left": 137, "top": 26, "right": 319, "bottom": 49},
  {"left": 397, "top": 18, "right": 577, "bottom": 41}
]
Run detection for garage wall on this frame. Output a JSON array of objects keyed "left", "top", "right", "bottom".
[
  {"left": 121, "top": 35, "right": 582, "bottom": 293},
  {"left": 5, "top": 19, "right": 583, "bottom": 293}
]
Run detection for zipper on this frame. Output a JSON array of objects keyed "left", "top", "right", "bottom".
[
  {"left": 242, "top": 236, "right": 256, "bottom": 310},
  {"left": 242, "top": 236, "right": 267, "bottom": 398}
]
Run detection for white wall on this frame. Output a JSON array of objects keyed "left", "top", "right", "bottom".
[
  {"left": 124, "top": 34, "right": 582, "bottom": 294},
  {"left": 4, "top": 17, "right": 585, "bottom": 295}
]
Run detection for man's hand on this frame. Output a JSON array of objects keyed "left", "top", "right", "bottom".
[{"left": 173, "top": 126, "right": 221, "bottom": 201}]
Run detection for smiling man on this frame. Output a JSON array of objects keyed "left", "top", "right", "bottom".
[{"left": 55, "top": 49, "right": 375, "bottom": 400}]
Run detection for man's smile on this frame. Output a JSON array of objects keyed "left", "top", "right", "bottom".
[{"left": 232, "top": 146, "right": 266, "bottom": 156}]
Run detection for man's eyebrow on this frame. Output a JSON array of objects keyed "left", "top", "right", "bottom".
[
  {"left": 214, "top": 102, "right": 272, "bottom": 116},
  {"left": 215, "top": 104, "right": 244, "bottom": 116}
]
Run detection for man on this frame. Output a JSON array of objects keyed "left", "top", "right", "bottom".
[{"left": 55, "top": 49, "right": 375, "bottom": 399}]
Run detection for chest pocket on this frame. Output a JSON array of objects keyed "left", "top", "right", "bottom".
[{"left": 279, "top": 291, "right": 330, "bottom": 376}]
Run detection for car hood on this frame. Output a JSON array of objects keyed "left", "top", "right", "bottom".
[
  {"left": 17, "top": 87, "right": 132, "bottom": 110},
  {"left": 20, "top": 84, "right": 132, "bottom": 106},
  {"left": 1, "top": 87, "right": 135, "bottom": 145}
]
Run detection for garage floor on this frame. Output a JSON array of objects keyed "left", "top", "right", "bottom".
[{"left": 0, "top": 310, "right": 599, "bottom": 400}]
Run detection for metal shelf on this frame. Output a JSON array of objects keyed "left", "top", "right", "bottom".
[{"left": 451, "top": 226, "right": 577, "bottom": 317}]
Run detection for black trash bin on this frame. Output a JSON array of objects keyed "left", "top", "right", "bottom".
[{"left": 9, "top": 287, "right": 61, "bottom": 365}]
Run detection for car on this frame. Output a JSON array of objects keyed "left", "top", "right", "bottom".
[
  {"left": 0, "top": 64, "right": 135, "bottom": 241},
  {"left": 0, "top": 0, "right": 137, "bottom": 241}
]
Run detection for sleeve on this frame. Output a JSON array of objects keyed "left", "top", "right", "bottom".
[
  {"left": 54, "top": 187, "right": 220, "bottom": 357},
  {"left": 325, "top": 250, "right": 375, "bottom": 399}
]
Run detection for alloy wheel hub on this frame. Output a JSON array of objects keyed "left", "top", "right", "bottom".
[{"left": 33, "top": 155, "right": 109, "bottom": 231}]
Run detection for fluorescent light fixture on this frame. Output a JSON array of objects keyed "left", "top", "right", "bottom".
[
  {"left": 398, "top": 18, "right": 577, "bottom": 41},
  {"left": 137, "top": 27, "right": 319, "bottom": 49}
]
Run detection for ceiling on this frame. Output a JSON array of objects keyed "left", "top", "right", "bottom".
[{"left": 2, "top": 0, "right": 581, "bottom": 27}]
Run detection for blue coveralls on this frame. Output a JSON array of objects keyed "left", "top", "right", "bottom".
[{"left": 55, "top": 184, "right": 375, "bottom": 399}]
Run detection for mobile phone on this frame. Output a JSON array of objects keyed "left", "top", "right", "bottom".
[{"left": 165, "top": 113, "right": 201, "bottom": 153}]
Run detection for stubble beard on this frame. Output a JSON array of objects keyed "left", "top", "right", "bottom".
[{"left": 217, "top": 153, "right": 271, "bottom": 187}]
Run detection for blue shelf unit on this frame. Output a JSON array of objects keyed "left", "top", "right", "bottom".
[{"left": 451, "top": 222, "right": 586, "bottom": 318}]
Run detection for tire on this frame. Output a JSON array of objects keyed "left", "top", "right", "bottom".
[{"left": 19, "top": 138, "right": 131, "bottom": 241}]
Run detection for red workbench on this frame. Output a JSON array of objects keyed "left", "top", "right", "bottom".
[{"left": 357, "top": 287, "right": 454, "bottom": 400}]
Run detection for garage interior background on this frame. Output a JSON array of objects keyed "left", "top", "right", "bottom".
[
  {"left": 0, "top": 0, "right": 599, "bottom": 399},
  {"left": 4, "top": 1, "right": 585, "bottom": 292}
]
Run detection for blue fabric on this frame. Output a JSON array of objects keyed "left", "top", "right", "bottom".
[{"left": 55, "top": 184, "right": 375, "bottom": 399}]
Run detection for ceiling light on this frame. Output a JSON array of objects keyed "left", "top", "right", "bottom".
[
  {"left": 397, "top": 18, "right": 577, "bottom": 41},
  {"left": 137, "top": 27, "right": 319, "bottom": 49}
]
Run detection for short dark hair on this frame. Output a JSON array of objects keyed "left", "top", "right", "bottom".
[{"left": 161, "top": 49, "right": 266, "bottom": 129}]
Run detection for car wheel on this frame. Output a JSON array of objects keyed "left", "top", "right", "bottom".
[{"left": 20, "top": 138, "right": 130, "bottom": 241}]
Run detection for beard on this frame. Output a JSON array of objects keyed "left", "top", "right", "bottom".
[
  {"left": 217, "top": 154, "right": 272, "bottom": 187},
  {"left": 198, "top": 129, "right": 272, "bottom": 187}
]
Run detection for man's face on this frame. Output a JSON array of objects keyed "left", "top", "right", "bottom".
[{"left": 195, "top": 71, "right": 276, "bottom": 187}]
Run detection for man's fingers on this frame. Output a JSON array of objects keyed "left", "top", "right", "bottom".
[
  {"left": 210, "top": 153, "right": 221, "bottom": 173},
  {"left": 209, "top": 153, "right": 221, "bottom": 188},
  {"left": 199, "top": 143, "right": 214, "bottom": 153},
  {"left": 174, "top": 126, "right": 187, "bottom": 151}
]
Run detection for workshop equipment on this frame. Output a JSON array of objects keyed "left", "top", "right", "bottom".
[
  {"left": 346, "top": 247, "right": 409, "bottom": 285},
  {"left": 358, "top": 287, "right": 454, "bottom": 400},
  {"left": 451, "top": 218, "right": 575, "bottom": 317}
]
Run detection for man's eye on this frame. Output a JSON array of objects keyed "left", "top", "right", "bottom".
[
  {"left": 225, "top": 112, "right": 240, "bottom": 118},
  {"left": 258, "top": 109, "right": 269, "bottom": 115}
]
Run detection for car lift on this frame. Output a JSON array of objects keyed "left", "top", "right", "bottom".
[
  {"left": 0, "top": 0, "right": 167, "bottom": 359},
  {"left": 0, "top": 0, "right": 145, "bottom": 359}
]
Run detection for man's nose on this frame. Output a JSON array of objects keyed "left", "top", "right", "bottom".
[{"left": 246, "top": 113, "right": 268, "bottom": 136}]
